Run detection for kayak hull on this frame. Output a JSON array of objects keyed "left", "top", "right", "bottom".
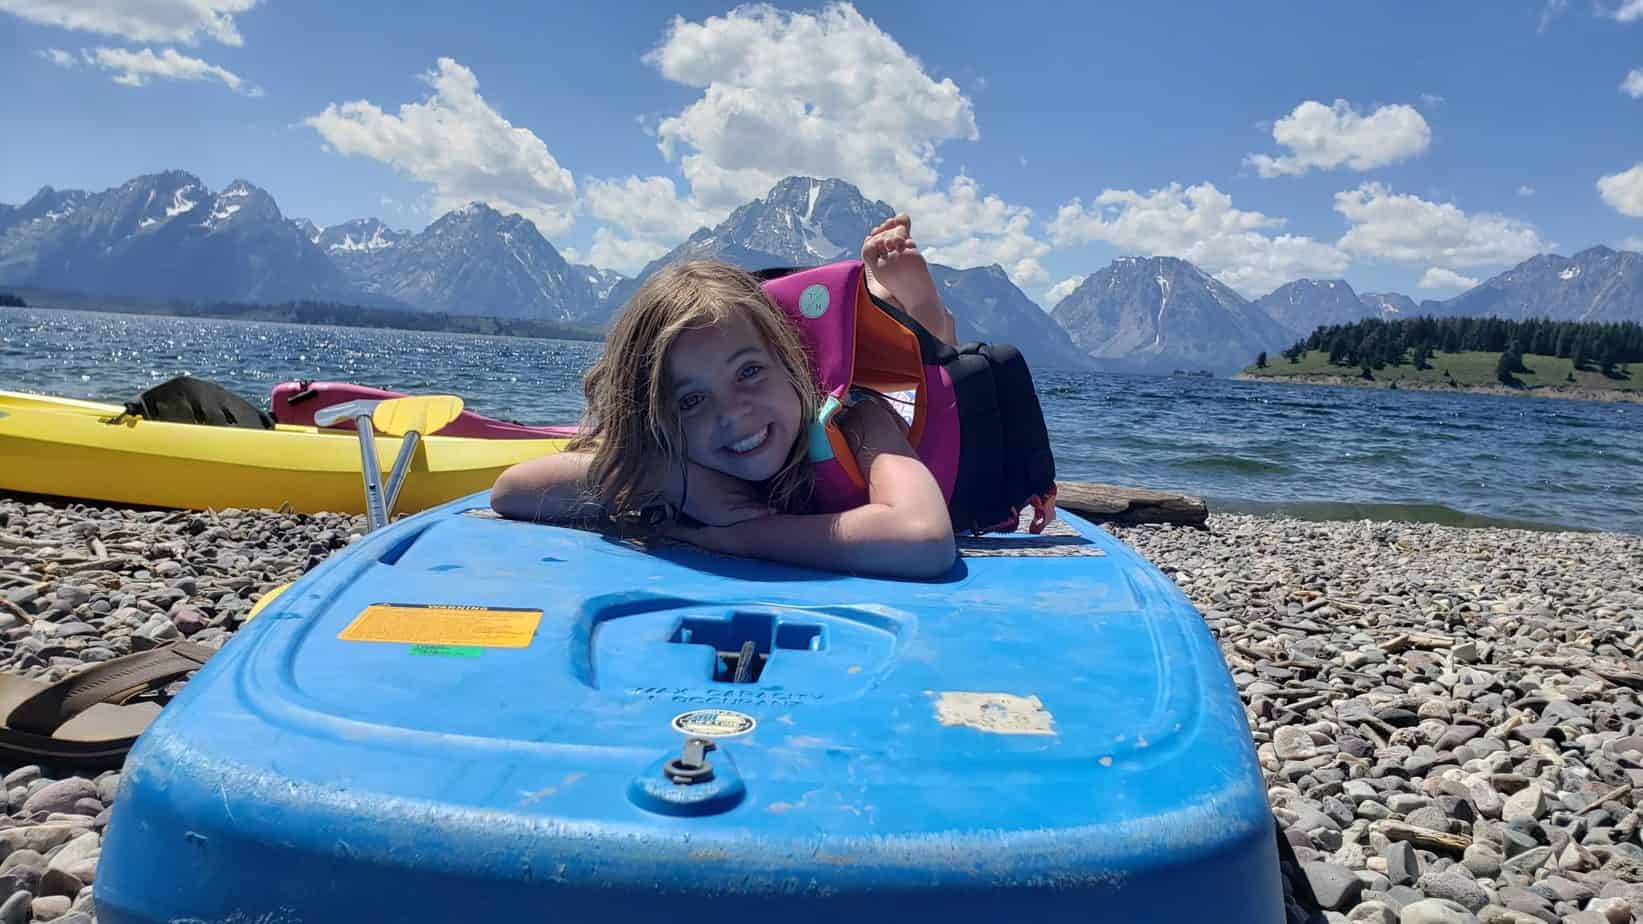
[
  {"left": 0, "top": 391, "right": 569, "bottom": 514},
  {"left": 97, "top": 493, "right": 1283, "bottom": 923},
  {"left": 272, "top": 380, "right": 579, "bottom": 440}
]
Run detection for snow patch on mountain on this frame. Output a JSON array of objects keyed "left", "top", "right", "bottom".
[{"left": 166, "top": 187, "right": 199, "bottom": 218}]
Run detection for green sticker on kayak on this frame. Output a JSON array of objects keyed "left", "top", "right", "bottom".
[{"left": 408, "top": 644, "right": 482, "bottom": 658}]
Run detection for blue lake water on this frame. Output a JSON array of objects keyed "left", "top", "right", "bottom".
[{"left": 5, "top": 306, "right": 1643, "bottom": 533}]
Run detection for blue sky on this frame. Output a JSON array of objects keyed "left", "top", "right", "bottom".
[{"left": 3, "top": 1, "right": 1642, "bottom": 305}]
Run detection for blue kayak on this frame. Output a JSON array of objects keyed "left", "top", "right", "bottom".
[{"left": 96, "top": 493, "right": 1282, "bottom": 923}]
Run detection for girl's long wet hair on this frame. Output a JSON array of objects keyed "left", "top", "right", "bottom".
[{"left": 568, "top": 260, "right": 821, "bottom": 521}]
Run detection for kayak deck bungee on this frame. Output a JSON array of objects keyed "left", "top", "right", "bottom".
[
  {"left": 0, "top": 390, "right": 571, "bottom": 515},
  {"left": 95, "top": 492, "right": 1283, "bottom": 923}
]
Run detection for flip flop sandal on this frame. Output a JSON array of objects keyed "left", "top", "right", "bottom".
[{"left": 0, "top": 641, "right": 215, "bottom": 771}]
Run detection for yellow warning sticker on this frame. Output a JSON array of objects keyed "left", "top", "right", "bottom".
[{"left": 338, "top": 604, "right": 541, "bottom": 648}]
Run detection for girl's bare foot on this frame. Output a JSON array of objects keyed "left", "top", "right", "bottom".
[{"left": 861, "top": 214, "right": 955, "bottom": 344}]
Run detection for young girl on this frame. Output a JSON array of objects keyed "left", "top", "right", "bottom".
[{"left": 490, "top": 215, "right": 960, "bottom": 579}]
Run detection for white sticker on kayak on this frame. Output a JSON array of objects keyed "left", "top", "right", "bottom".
[
  {"left": 672, "top": 709, "right": 757, "bottom": 738},
  {"left": 932, "top": 692, "right": 1056, "bottom": 736}
]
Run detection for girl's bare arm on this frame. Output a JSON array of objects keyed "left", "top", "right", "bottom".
[{"left": 490, "top": 451, "right": 605, "bottom": 521}]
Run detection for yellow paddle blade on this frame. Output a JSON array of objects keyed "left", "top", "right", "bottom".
[{"left": 372, "top": 395, "right": 464, "bottom": 437}]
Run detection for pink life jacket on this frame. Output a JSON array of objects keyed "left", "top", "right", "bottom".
[{"left": 759, "top": 261, "right": 1057, "bottom": 535}]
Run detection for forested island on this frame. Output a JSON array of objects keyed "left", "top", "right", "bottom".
[
  {"left": 0, "top": 293, "right": 26, "bottom": 307},
  {"left": 1240, "top": 316, "right": 1643, "bottom": 402},
  {"left": 3, "top": 289, "right": 605, "bottom": 342}
]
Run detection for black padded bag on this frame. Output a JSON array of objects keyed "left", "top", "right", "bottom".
[
  {"left": 122, "top": 376, "right": 274, "bottom": 430},
  {"left": 943, "top": 341, "right": 1056, "bottom": 534}
]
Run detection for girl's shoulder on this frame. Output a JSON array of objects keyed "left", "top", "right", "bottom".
[
  {"left": 841, "top": 386, "right": 916, "bottom": 425},
  {"left": 835, "top": 386, "right": 913, "bottom": 447}
]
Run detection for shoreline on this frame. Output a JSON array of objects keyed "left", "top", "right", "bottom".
[
  {"left": 3, "top": 294, "right": 606, "bottom": 344},
  {"left": 1, "top": 497, "right": 1638, "bottom": 923},
  {"left": 1233, "top": 371, "right": 1643, "bottom": 405}
]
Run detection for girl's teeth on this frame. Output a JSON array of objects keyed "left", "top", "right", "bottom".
[{"left": 729, "top": 426, "right": 769, "bottom": 453}]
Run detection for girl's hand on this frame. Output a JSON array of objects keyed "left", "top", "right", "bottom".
[
  {"left": 662, "top": 459, "right": 774, "bottom": 527},
  {"left": 658, "top": 520, "right": 748, "bottom": 557}
]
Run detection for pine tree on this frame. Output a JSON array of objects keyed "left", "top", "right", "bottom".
[{"left": 1256, "top": 351, "right": 1268, "bottom": 369}]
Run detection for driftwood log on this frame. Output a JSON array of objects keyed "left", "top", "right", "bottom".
[{"left": 1054, "top": 481, "right": 1208, "bottom": 528}]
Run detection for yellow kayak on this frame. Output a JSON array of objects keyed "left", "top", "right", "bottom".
[{"left": 0, "top": 390, "right": 570, "bottom": 515}]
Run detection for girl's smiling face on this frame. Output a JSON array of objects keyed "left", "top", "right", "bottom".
[{"left": 666, "top": 312, "right": 803, "bottom": 483}]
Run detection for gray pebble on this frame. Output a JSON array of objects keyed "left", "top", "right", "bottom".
[
  {"left": 38, "top": 867, "right": 84, "bottom": 898},
  {"left": 1419, "top": 871, "right": 1490, "bottom": 913},
  {"left": 1305, "top": 862, "right": 1367, "bottom": 911},
  {"left": 1384, "top": 841, "right": 1422, "bottom": 887},
  {"left": 1501, "top": 826, "right": 1539, "bottom": 858},
  {"left": 1500, "top": 846, "right": 1552, "bottom": 877},
  {"left": 1398, "top": 898, "right": 1480, "bottom": 924},
  {"left": 1348, "top": 901, "right": 1399, "bottom": 924},
  {"left": 1389, "top": 794, "right": 1430, "bottom": 814},
  {"left": 1408, "top": 805, "right": 1455, "bottom": 832},
  {"left": 1494, "top": 886, "right": 1553, "bottom": 919},
  {"left": 1583, "top": 898, "right": 1632, "bottom": 924},
  {"left": 1502, "top": 785, "right": 1547, "bottom": 823},
  {"left": 96, "top": 772, "right": 121, "bottom": 805},
  {"left": 0, "top": 825, "right": 81, "bottom": 856},
  {"left": 30, "top": 895, "right": 71, "bottom": 919},
  {"left": 0, "top": 891, "right": 30, "bottom": 924},
  {"left": 1462, "top": 844, "right": 1502, "bottom": 879},
  {"left": 170, "top": 604, "right": 209, "bottom": 636},
  {"left": 22, "top": 779, "right": 97, "bottom": 817}
]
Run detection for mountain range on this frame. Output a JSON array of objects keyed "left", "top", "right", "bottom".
[{"left": 4, "top": 171, "right": 1641, "bottom": 374}]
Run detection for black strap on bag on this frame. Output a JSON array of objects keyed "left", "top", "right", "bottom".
[{"left": 118, "top": 375, "right": 275, "bottom": 429}]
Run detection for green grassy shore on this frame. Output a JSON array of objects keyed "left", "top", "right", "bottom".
[{"left": 1238, "top": 349, "right": 1643, "bottom": 402}]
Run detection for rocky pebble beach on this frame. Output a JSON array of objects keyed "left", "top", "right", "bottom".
[
  {"left": 0, "top": 496, "right": 346, "bottom": 923},
  {"left": 0, "top": 495, "right": 1639, "bottom": 923},
  {"left": 1110, "top": 515, "right": 1643, "bottom": 924}
]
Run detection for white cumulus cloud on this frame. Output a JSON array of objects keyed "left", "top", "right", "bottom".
[
  {"left": 37, "top": 47, "right": 75, "bottom": 67},
  {"left": 306, "top": 57, "right": 578, "bottom": 237},
  {"left": 1611, "top": 0, "right": 1643, "bottom": 22},
  {"left": 582, "top": 175, "right": 717, "bottom": 273},
  {"left": 1623, "top": 68, "right": 1643, "bottom": 98},
  {"left": 1598, "top": 163, "right": 1643, "bottom": 217},
  {"left": 644, "top": 2, "right": 977, "bottom": 211},
  {"left": 1334, "top": 183, "right": 1547, "bottom": 267},
  {"left": 585, "top": 228, "right": 671, "bottom": 275},
  {"left": 1245, "top": 99, "right": 1431, "bottom": 178},
  {"left": 87, "top": 46, "right": 253, "bottom": 93},
  {"left": 1518, "top": 185, "right": 1536, "bottom": 197},
  {"left": 1418, "top": 267, "right": 1479, "bottom": 290},
  {"left": 1048, "top": 181, "right": 1350, "bottom": 295},
  {"left": 0, "top": 0, "right": 257, "bottom": 46},
  {"left": 1043, "top": 276, "right": 1083, "bottom": 306},
  {"left": 611, "top": 3, "right": 1050, "bottom": 286},
  {"left": 907, "top": 175, "right": 1049, "bottom": 284}
]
